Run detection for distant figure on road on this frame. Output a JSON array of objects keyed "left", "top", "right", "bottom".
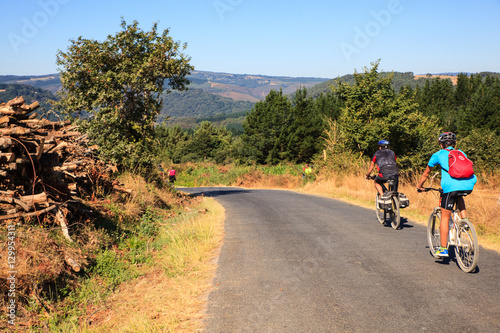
[
  {"left": 158, "top": 164, "right": 166, "bottom": 182},
  {"left": 302, "top": 163, "right": 313, "bottom": 178},
  {"left": 168, "top": 168, "right": 177, "bottom": 185}
]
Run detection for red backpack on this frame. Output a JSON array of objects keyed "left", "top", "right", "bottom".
[{"left": 444, "top": 148, "right": 474, "bottom": 179}]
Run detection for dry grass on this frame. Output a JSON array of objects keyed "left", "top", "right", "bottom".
[
  {"left": 234, "top": 171, "right": 301, "bottom": 189},
  {"left": 115, "top": 172, "right": 179, "bottom": 218},
  {"left": 414, "top": 74, "right": 458, "bottom": 85},
  {"left": 0, "top": 169, "right": 218, "bottom": 331},
  {"left": 78, "top": 198, "right": 225, "bottom": 333}
]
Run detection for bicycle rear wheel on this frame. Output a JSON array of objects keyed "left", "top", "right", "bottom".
[
  {"left": 375, "top": 193, "right": 385, "bottom": 224},
  {"left": 389, "top": 196, "right": 401, "bottom": 230},
  {"left": 455, "top": 219, "right": 479, "bottom": 273},
  {"left": 427, "top": 210, "right": 441, "bottom": 258}
]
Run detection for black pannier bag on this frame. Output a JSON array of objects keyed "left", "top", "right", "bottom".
[
  {"left": 398, "top": 193, "right": 410, "bottom": 208},
  {"left": 379, "top": 193, "right": 393, "bottom": 210}
]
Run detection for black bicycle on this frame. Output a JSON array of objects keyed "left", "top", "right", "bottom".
[{"left": 367, "top": 175, "right": 401, "bottom": 229}]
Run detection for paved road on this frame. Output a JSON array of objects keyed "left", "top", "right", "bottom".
[{"left": 180, "top": 187, "right": 500, "bottom": 333}]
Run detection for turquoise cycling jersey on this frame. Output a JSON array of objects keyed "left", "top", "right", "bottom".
[{"left": 428, "top": 148, "right": 477, "bottom": 193}]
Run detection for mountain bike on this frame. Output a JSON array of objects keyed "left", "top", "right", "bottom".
[
  {"left": 367, "top": 175, "right": 401, "bottom": 229},
  {"left": 419, "top": 187, "right": 478, "bottom": 273}
]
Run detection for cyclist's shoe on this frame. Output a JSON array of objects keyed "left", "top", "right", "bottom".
[{"left": 434, "top": 246, "right": 449, "bottom": 257}]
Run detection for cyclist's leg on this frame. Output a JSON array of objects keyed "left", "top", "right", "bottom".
[
  {"left": 456, "top": 196, "right": 467, "bottom": 219},
  {"left": 392, "top": 175, "right": 399, "bottom": 193},
  {"left": 374, "top": 176, "right": 385, "bottom": 196},
  {"left": 440, "top": 208, "right": 452, "bottom": 248},
  {"left": 439, "top": 191, "right": 456, "bottom": 248}
]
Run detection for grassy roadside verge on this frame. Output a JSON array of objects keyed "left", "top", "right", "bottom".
[
  {"left": 0, "top": 171, "right": 225, "bottom": 332},
  {"left": 73, "top": 197, "right": 225, "bottom": 332}
]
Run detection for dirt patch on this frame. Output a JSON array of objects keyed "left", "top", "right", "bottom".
[{"left": 414, "top": 74, "right": 457, "bottom": 85}]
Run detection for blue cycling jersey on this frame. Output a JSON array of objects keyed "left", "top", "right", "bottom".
[{"left": 428, "top": 148, "right": 477, "bottom": 193}]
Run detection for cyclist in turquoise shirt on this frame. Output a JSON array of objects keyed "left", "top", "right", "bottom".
[{"left": 416, "top": 132, "right": 477, "bottom": 257}]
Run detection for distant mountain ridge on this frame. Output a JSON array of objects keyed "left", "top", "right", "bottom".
[
  {"left": 0, "top": 71, "right": 331, "bottom": 122},
  {"left": 0, "top": 74, "right": 61, "bottom": 93},
  {"left": 187, "top": 70, "right": 330, "bottom": 102},
  {"left": 0, "top": 71, "right": 331, "bottom": 101},
  {"left": 2, "top": 70, "right": 499, "bottom": 125}
]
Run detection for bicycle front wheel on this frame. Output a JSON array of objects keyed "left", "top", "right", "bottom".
[
  {"left": 427, "top": 210, "right": 441, "bottom": 258},
  {"left": 389, "top": 196, "right": 401, "bottom": 230},
  {"left": 455, "top": 219, "right": 479, "bottom": 273},
  {"left": 375, "top": 193, "right": 385, "bottom": 224}
]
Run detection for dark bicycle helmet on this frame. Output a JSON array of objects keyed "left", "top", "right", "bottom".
[{"left": 438, "top": 132, "right": 456, "bottom": 143}]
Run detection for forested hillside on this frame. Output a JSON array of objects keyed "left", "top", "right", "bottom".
[
  {"left": 3, "top": 70, "right": 500, "bottom": 138},
  {"left": 158, "top": 88, "right": 254, "bottom": 122},
  {"left": 0, "top": 71, "right": 328, "bottom": 121},
  {"left": 188, "top": 70, "right": 329, "bottom": 101},
  {"left": 305, "top": 72, "right": 439, "bottom": 98},
  {"left": 152, "top": 62, "right": 500, "bottom": 175},
  {"left": 0, "top": 74, "right": 61, "bottom": 93}
]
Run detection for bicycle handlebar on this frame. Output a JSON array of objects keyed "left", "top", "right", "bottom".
[
  {"left": 366, "top": 175, "right": 376, "bottom": 180},
  {"left": 417, "top": 187, "right": 442, "bottom": 193}
]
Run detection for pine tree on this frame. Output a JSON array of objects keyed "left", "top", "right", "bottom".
[{"left": 241, "top": 89, "right": 291, "bottom": 164}]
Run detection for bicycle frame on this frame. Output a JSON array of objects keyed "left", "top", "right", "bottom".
[{"left": 430, "top": 206, "right": 461, "bottom": 246}]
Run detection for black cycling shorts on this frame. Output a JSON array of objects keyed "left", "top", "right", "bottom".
[
  {"left": 440, "top": 190, "right": 472, "bottom": 210},
  {"left": 375, "top": 174, "right": 399, "bottom": 192}
]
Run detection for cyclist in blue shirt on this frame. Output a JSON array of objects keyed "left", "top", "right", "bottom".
[{"left": 416, "top": 132, "right": 477, "bottom": 257}]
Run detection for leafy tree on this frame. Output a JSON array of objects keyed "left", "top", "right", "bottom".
[
  {"left": 459, "top": 128, "right": 500, "bottom": 173},
  {"left": 55, "top": 18, "right": 193, "bottom": 168},
  {"left": 332, "top": 60, "right": 397, "bottom": 154},
  {"left": 328, "top": 60, "right": 438, "bottom": 172}
]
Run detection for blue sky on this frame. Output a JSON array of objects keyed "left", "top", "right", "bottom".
[{"left": 1, "top": 0, "right": 499, "bottom": 78}]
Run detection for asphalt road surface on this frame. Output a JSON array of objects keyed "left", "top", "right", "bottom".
[{"left": 180, "top": 187, "right": 500, "bottom": 333}]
